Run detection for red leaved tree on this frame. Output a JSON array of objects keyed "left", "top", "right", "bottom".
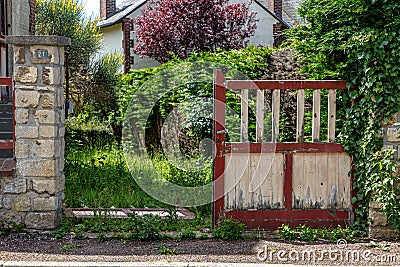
[{"left": 133, "top": 0, "right": 258, "bottom": 63}]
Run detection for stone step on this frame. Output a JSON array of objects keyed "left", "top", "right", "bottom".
[
  {"left": 0, "top": 104, "right": 12, "bottom": 119},
  {"left": 0, "top": 103, "right": 12, "bottom": 111},
  {"left": 0, "top": 118, "right": 13, "bottom": 132},
  {"left": 0, "top": 149, "right": 13, "bottom": 158},
  {"left": 0, "top": 132, "right": 13, "bottom": 139}
]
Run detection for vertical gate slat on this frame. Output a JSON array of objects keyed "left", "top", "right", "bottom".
[
  {"left": 315, "top": 154, "right": 328, "bottom": 208},
  {"left": 296, "top": 89, "right": 305, "bottom": 143},
  {"left": 272, "top": 90, "right": 280, "bottom": 142},
  {"left": 256, "top": 89, "right": 264, "bottom": 142},
  {"left": 238, "top": 153, "right": 250, "bottom": 209},
  {"left": 328, "top": 90, "right": 337, "bottom": 142},
  {"left": 224, "top": 154, "right": 235, "bottom": 210},
  {"left": 241, "top": 90, "right": 249, "bottom": 142},
  {"left": 338, "top": 153, "right": 352, "bottom": 208},
  {"left": 312, "top": 90, "right": 321, "bottom": 142}
]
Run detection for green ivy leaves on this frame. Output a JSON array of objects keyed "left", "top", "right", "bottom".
[{"left": 288, "top": 0, "right": 400, "bottom": 232}]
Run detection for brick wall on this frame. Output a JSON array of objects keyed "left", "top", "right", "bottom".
[
  {"left": 268, "top": 0, "right": 274, "bottom": 15},
  {"left": 100, "top": 0, "right": 116, "bottom": 20},
  {"left": 273, "top": 23, "right": 286, "bottom": 47},
  {"left": 122, "top": 18, "right": 135, "bottom": 73},
  {"left": 274, "top": 0, "right": 283, "bottom": 19}
]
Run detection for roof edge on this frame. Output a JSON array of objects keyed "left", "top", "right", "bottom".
[
  {"left": 253, "top": 0, "right": 291, "bottom": 28},
  {"left": 98, "top": 0, "right": 147, "bottom": 28}
]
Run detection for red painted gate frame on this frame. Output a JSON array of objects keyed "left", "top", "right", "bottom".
[
  {"left": 0, "top": 77, "right": 15, "bottom": 153},
  {"left": 212, "top": 70, "right": 353, "bottom": 229}
]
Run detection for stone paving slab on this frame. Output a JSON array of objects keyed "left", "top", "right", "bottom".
[{"left": 65, "top": 208, "right": 195, "bottom": 220}]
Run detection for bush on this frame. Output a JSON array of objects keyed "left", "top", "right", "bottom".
[
  {"left": 277, "top": 224, "right": 356, "bottom": 242},
  {"left": 134, "top": 0, "right": 257, "bottom": 63},
  {"left": 212, "top": 217, "right": 245, "bottom": 240},
  {"left": 66, "top": 115, "right": 115, "bottom": 150},
  {"left": 116, "top": 46, "right": 272, "bottom": 149}
]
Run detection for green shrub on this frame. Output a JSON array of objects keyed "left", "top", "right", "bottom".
[
  {"left": 127, "top": 214, "right": 161, "bottom": 241},
  {"left": 179, "top": 229, "right": 196, "bottom": 240},
  {"left": 329, "top": 225, "right": 354, "bottom": 242},
  {"left": 277, "top": 224, "right": 296, "bottom": 241},
  {"left": 277, "top": 224, "right": 356, "bottom": 242},
  {"left": 212, "top": 217, "right": 245, "bottom": 240},
  {"left": 158, "top": 244, "right": 177, "bottom": 255},
  {"left": 116, "top": 46, "right": 272, "bottom": 146},
  {"left": 66, "top": 116, "right": 115, "bottom": 150}
]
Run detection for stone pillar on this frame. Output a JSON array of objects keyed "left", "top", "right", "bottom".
[
  {"left": 369, "top": 113, "right": 400, "bottom": 238},
  {"left": 2, "top": 36, "right": 70, "bottom": 230}
]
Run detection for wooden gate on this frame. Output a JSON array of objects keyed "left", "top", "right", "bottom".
[{"left": 212, "top": 70, "right": 353, "bottom": 229}]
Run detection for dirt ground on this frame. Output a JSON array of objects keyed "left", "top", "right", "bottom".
[{"left": 1, "top": 233, "right": 400, "bottom": 265}]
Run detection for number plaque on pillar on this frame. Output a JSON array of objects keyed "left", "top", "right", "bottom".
[{"left": 35, "top": 49, "right": 49, "bottom": 59}]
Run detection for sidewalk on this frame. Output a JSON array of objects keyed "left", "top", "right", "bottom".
[{"left": 0, "top": 262, "right": 379, "bottom": 267}]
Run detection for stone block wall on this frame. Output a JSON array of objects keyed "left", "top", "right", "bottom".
[
  {"left": 368, "top": 113, "right": 400, "bottom": 238},
  {"left": 0, "top": 36, "right": 70, "bottom": 230}
]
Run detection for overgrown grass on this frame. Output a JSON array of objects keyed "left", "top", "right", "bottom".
[
  {"left": 64, "top": 136, "right": 212, "bottom": 214},
  {"left": 65, "top": 147, "right": 159, "bottom": 208}
]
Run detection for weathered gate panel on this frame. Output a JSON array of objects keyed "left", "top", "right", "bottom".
[
  {"left": 292, "top": 152, "right": 351, "bottom": 210},
  {"left": 224, "top": 152, "right": 284, "bottom": 210},
  {"left": 213, "top": 70, "right": 353, "bottom": 229}
]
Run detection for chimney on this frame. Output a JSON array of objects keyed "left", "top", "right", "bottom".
[
  {"left": 100, "top": 0, "right": 116, "bottom": 21},
  {"left": 274, "top": 0, "right": 283, "bottom": 19},
  {"left": 268, "top": 0, "right": 274, "bottom": 14},
  {"left": 268, "top": 0, "right": 283, "bottom": 19}
]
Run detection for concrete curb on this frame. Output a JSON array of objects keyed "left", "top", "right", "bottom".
[
  {"left": 0, "top": 262, "right": 324, "bottom": 267},
  {"left": 0, "top": 263, "right": 395, "bottom": 267}
]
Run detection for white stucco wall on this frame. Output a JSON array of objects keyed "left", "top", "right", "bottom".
[
  {"left": 250, "top": 2, "right": 277, "bottom": 47},
  {"left": 99, "top": 6, "right": 160, "bottom": 70},
  {"left": 99, "top": 23, "right": 124, "bottom": 57},
  {"left": 232, "top": 0, "right": 278, "bottom": 47}
]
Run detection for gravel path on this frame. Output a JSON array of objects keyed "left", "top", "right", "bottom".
[{"left": 1, "top": 233, "right": 399, "bottom": 265}]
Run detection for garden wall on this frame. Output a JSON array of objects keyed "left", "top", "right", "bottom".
[
  {"left": 369, "top": 115, "right": 400, "bottom": 238},
  {"left": 0, "top": 36, "right": 69, "bottom": 230}
]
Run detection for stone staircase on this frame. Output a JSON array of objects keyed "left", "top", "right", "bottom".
[{"left": 0, "top": 103, "right": 15, "bottom": 177}]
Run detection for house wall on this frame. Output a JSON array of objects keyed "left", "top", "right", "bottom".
[
  {"left": 283, "top": 0, "right": 303, "bottom": 26},
  {"left": 230, "top": 0, "right": 278, "bottom": 47},
  {"left": 9, "top": 0, "right": 31, "bottom": 35},
  {"left": 249, "top": 2, "right": 277, "bottom": 47},
  {"left": 125, "top": 7, "right": 160, "bottom": 70},
  {"left": 6, "top": 0, "right": 33, "bottom": 76},
  {"left": 99, "top": 23, "right": 124, "bottom": 56}
]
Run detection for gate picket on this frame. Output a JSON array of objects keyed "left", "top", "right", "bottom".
[{"left": 213, "top": 72, "right": 351, "bottom": 229}]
